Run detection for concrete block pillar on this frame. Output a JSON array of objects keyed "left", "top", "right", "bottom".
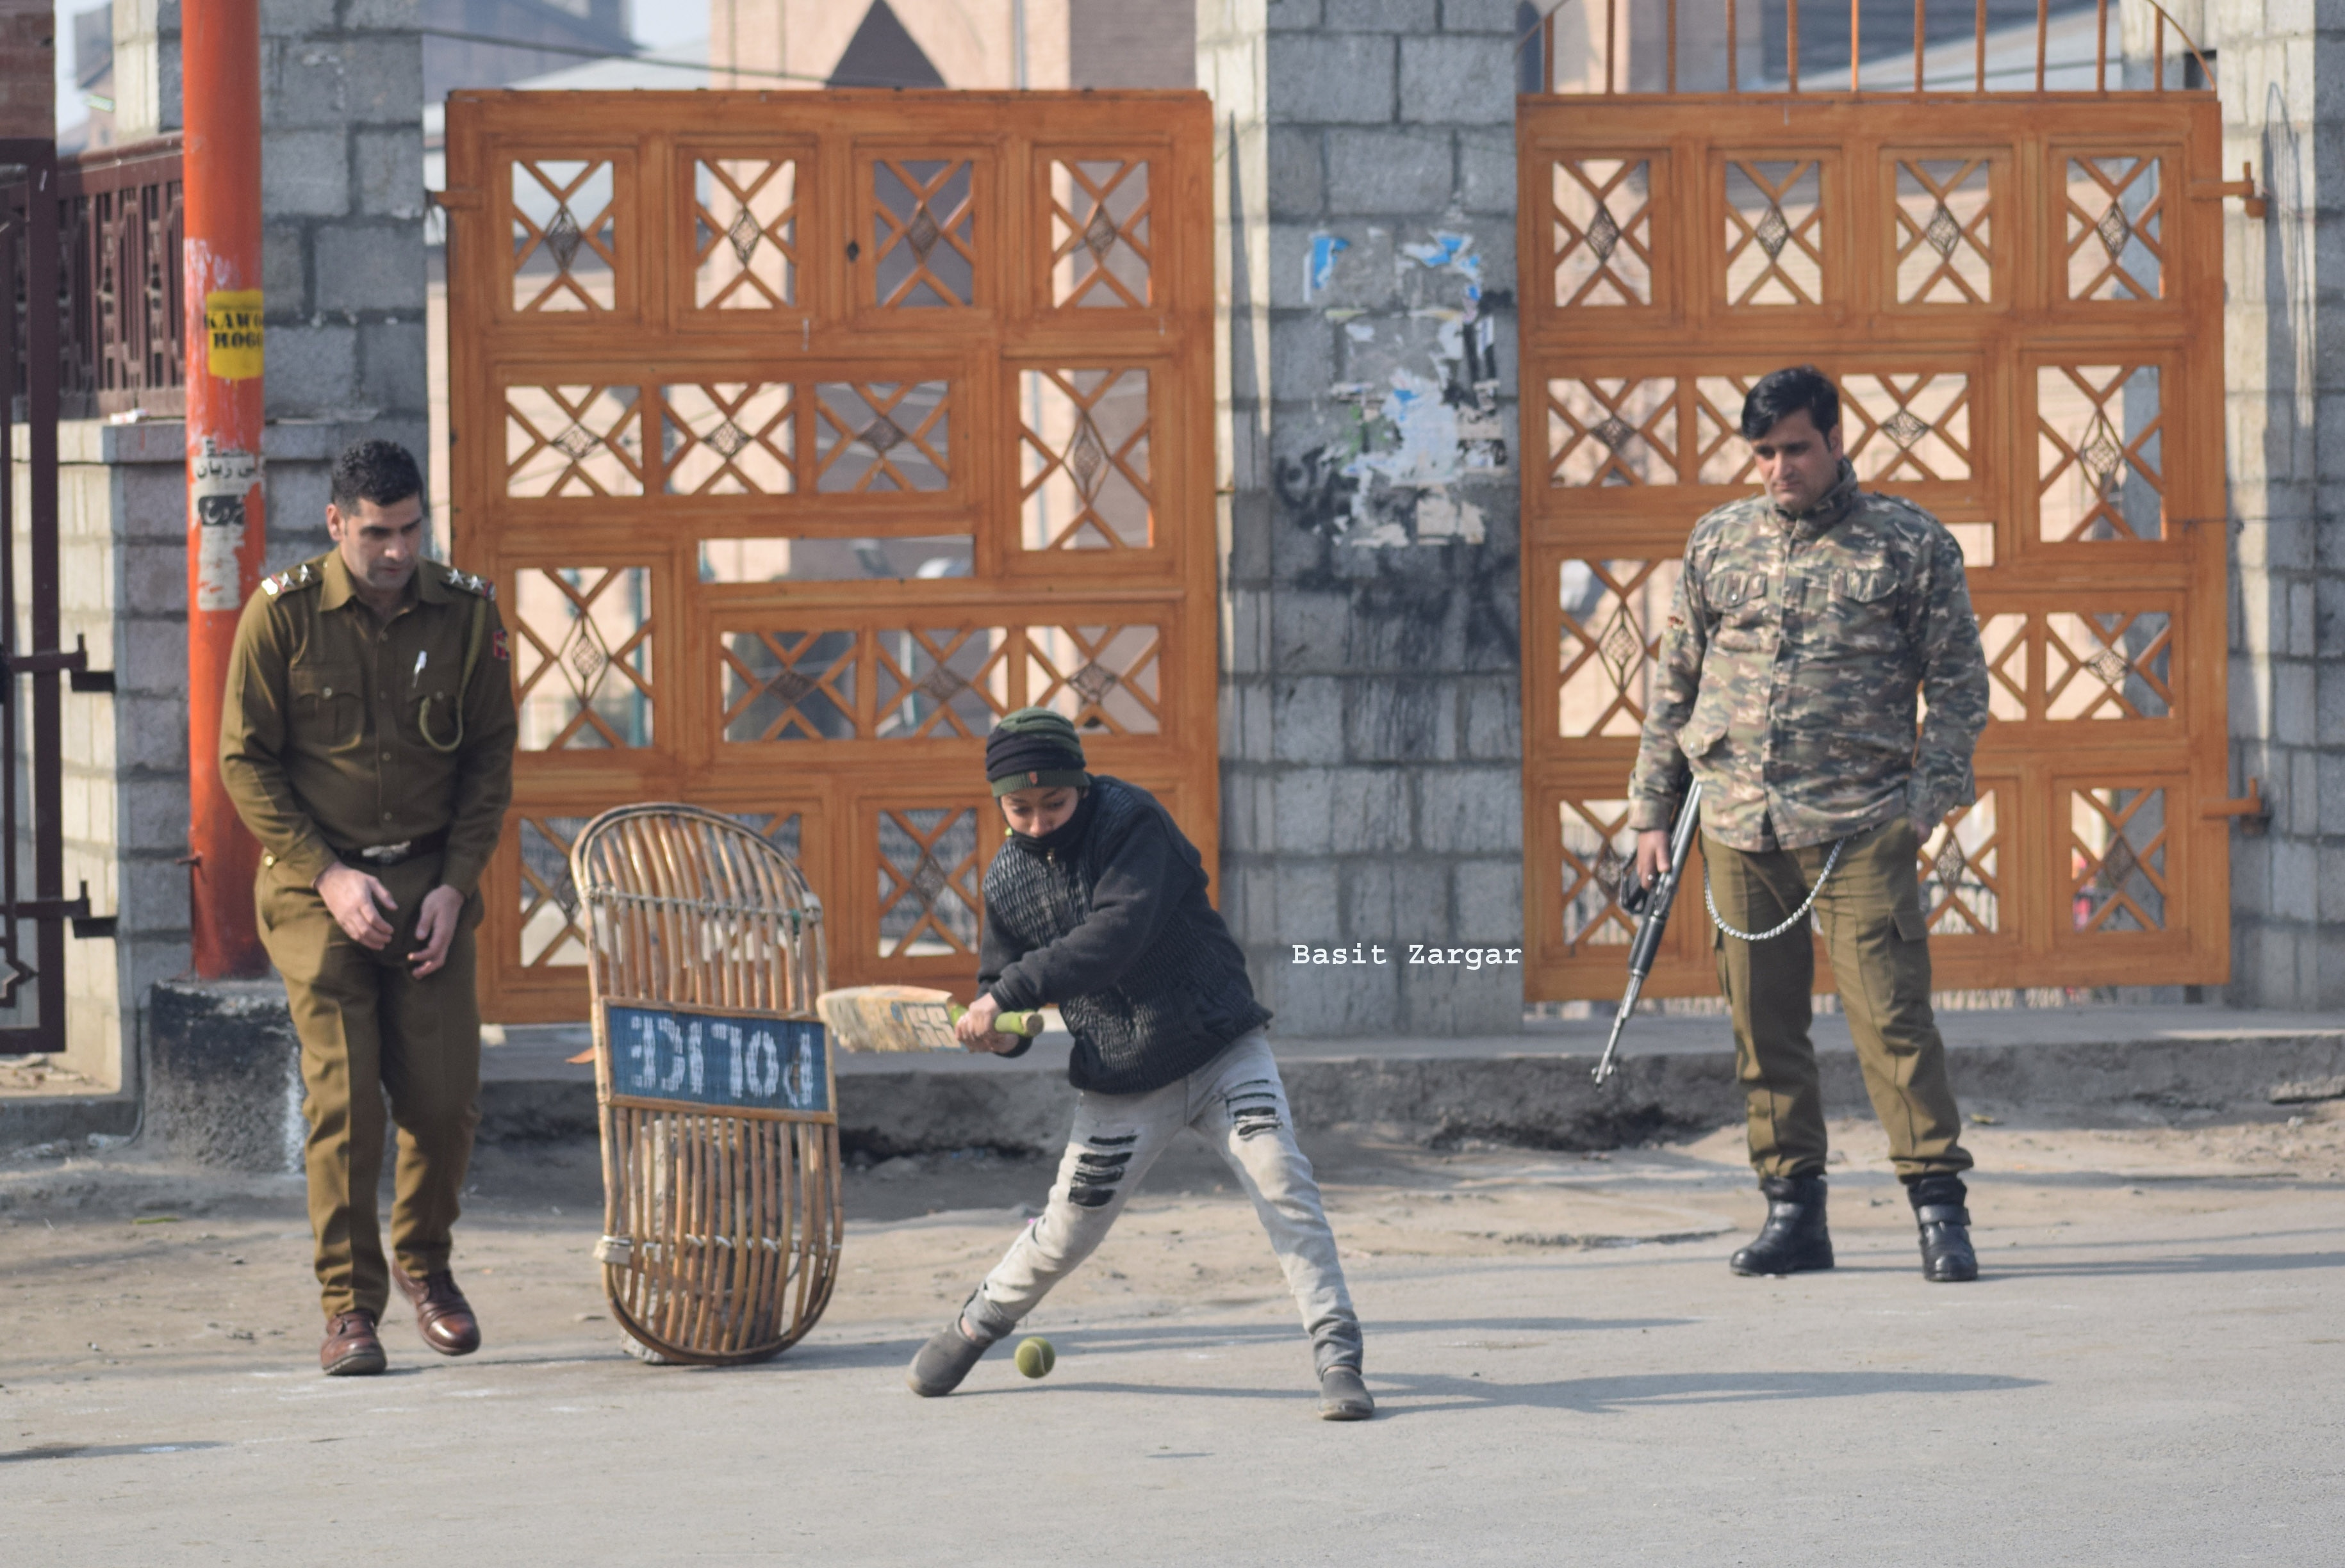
[
  {"left": 259, "top": 3, "right": 429, "bottom": 441},
  {"left": 2147, "top": 1, "right": 2345, "bottom": 1006},
  {"left": 1206, "top": 0, "right": 1525, "bottom": 1036}
]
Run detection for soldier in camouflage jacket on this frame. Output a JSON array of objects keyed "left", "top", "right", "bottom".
[
  {"left": 1627, "top": 366, "right": 1988, "bottom": 1285},
  {"left": 1628, "top": 468, "right": 1989, "bottom": 851}
]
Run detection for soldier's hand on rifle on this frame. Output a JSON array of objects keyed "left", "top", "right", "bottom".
[
  {"left": 317, "top": 863, "right": 397, "bottom": 950},
  {"left": 1634, "top": 829, "right": 1672, "bottom": 889}
]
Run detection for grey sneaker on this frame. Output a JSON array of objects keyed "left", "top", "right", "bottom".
[
  {"left": 906, "top": 1318, "right": 995, "bottom": 1398},
  {"left": 1319, "top": 1365, "right": 1374, "bottom": 1421}
]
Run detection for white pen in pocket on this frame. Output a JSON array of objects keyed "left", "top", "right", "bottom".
[{"left": 411, "top": 649, "right": 427, "bottom": 690}]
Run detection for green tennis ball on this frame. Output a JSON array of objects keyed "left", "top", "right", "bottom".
[{"left": 1014, "top": 1335, "right": 1056, "bottom": 1378}]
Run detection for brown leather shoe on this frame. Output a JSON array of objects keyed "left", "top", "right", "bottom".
[
  {"left": 320, "top": 1310, "right": 386, "bottom": 1376},
  {"left": 393, "top": 1268, "right": 482, "bottom": 1356}
]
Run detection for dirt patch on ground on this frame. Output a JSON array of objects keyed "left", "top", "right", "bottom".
[{"left": 3, "top": 1099, "right": 2339, "bottom": 1375}]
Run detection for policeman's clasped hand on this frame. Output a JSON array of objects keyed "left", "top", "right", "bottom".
[{"left": 316, "top": 863, "right": 398, "bottom": 949}]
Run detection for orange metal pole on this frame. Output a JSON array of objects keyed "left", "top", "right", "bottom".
[{"left": 184, "top": 0, "right": 268, "bottom": 977}]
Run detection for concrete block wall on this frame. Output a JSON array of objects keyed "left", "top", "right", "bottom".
[
  {"left": 35, "top": 423, "right": 194, "bottom": 1088},
  {"left": 16, "top": 1, "right": 431, "bottom": 1099},
  {"left": 259, "top": 0, "right": 431, "bottom": 426},
  {"left": 2178, "top": 1, "right": 2345, "bottom": 1007},
  {"left": 11, "top": 418, "right": 415, "bottom": 1094},
  {"left": 1210, "top": 0, "right": 1526, "bottom": 1036},
  {"left": 114, "top": 1, "right": 429, "bottom": 428}
]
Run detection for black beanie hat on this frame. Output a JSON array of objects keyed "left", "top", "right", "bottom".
[{"left": 985, "top": 707, "right": 1090, "bottom": 796}]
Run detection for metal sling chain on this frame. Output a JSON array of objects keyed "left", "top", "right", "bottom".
[{"left": 1704, "top": 837, "right": 1847, "bottom": 943}]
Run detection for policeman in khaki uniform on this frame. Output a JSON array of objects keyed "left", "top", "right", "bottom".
[
  {"left": 220, "top": 441, "right": 516, "bottom": 1374},
  {"left": 1630, "top": 366, "right": 1991, "bottom": 1284}
]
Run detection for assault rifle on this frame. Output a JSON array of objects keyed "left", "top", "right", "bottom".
[{"left": 1592, "top": 780, "right": 1704, "bottom": 1086}]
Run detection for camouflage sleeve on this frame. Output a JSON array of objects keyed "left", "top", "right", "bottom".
[
  {"left": 438, "top": 597, "right": 518, "bottom": 900},
  {"left": 1626, "top": 542, "right": 1707, "bottom": 831},
  {"left": 1909, "top": 527, "right": 1989, "bottom": 824},
  {"left": 217, "top": 592, "right": 340, "bottom": 886}
]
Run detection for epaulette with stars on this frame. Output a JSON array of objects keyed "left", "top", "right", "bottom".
[
  {"left": 258, "top": 561, "right": 320, "bottom": 598},
  {"left": 441, "top": 566, "right": 496, "bottom": 600}
]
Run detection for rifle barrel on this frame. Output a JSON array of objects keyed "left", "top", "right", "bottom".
[
  {"left": 1592, "top": 972, "right": 1644, "bottom": 1083},
  {"left": 1593, "top": 781, "right": 1702, "bottom": 1086}
]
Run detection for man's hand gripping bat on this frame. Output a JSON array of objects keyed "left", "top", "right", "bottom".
[{"left": 1592, "top": 780, "right": 1704, "bottom": 1086}]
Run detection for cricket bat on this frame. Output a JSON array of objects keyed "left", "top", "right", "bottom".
[{"left": 815, "top": 986, "right": 1046, "bottom": 1053}]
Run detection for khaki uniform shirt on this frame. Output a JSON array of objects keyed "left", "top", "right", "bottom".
[
  {"left": 220, "top": 550, "right": 517, "bottom": 895},
  {"left": 1628, "top": 463, "right": 1990, "bottom": 851}
]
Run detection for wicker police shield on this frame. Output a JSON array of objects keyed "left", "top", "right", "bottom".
[{"left": 571, "top": 803, "right": 840, "bottom": 1364}]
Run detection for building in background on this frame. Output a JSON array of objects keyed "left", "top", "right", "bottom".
[
  {"left": 708, "top": 0, "right": 1192, "bottom": 90},
  {"left": 60, "top": 1, "right": 112, "bottom": 152},
  {"left": 422, "top": 0, "right": 636, "bottom": 102}
]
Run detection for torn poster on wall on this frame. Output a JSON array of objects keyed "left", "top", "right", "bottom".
[{"left": 1279, "top": 227, "right": 1508, "bottom": 548}]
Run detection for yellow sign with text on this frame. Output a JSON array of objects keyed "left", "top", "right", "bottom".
[{"left": 203, "top": 290, "right": 264, "bottom": 380}]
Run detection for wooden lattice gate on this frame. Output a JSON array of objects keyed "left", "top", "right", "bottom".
[
  {"left": 440, "top": 91, "right": 1216, "bottom": 1021},
  {"left": 1518, "top": 67, "right": 2246, "bottom": 1000}
]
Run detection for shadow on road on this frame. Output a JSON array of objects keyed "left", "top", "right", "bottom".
[
  {"left": 1023, "top": 1368, "right": 2043, "bottom": 1417},
  {"left": 1397, "top": 1369, "right": 2045, "bottom": 1414},
  {"left": 0, "top": 1441, "right": 229, "bottom": 1464},
  {"left": 1982, "top": 1250, "right": 2345, "bottom": 1278}
]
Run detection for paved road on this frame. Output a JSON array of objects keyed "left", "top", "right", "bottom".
[{"left": 3, "top": 1118, "right": 2340, "bottom": 1565}]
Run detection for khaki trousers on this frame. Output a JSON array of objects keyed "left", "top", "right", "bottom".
[
  {"left": 256, "top": 854, "right": 482, "bottom": 1319},
  {"left": 1706, "top": 818, "right": 1971, "bottom": 1182}
]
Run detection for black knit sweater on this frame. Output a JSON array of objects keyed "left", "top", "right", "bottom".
[{"left": 979, "top": 776, "right": 1270, "bottom": 1095}]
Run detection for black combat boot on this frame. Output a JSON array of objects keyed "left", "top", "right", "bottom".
[
  {"left": 1906, "top": 1173, "right": 1978, "bottom": 1283},
  {"left": 1729, "top": 1173, "right": 1834, "bottom": 1277}
]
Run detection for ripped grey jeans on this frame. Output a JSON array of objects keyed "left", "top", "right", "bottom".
[{"left": 965, "top": 1029, "right": 1364, "bottom": 1374}]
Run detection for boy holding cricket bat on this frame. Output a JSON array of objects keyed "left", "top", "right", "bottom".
[{"left": 905, "top": 708, "right": 1373, "bottom": 1420}]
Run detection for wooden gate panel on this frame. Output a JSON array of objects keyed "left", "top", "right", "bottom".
[
  {"left": 447, "top": 91, "right": 1216, "bottom": 1021},
  {"left": 1519, "top": 93, "right": 2230, "bottom": 1000}
]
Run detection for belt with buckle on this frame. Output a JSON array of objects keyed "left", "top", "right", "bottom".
[{"left": 343, "top": 829, "right": 448, "bottom": 868}]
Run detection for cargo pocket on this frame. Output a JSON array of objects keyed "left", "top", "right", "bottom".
[{"left": 1869, "top": 903, "right": 1936, "bottom": 1021}]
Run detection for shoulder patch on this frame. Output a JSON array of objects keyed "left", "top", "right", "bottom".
[
  {"left": 259, "top": 560, "right": 321, "bottom": 598},
  {"left": 442, "top": 568, "right": 495, "bottom": 601}
]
